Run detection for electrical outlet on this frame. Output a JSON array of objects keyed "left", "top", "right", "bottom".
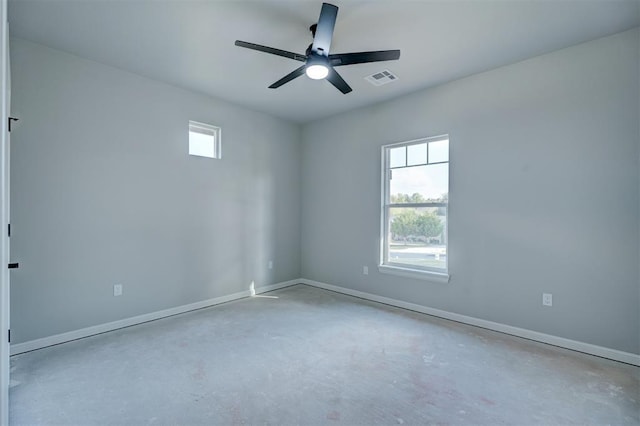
[
  {"left": 114, "top": 284, "right": 123, "bottom": 297},
  {"left": 268, "top": 261, "right": 273, "bottom": 270},
  {"left": 542, "top": 293, "right": 552, "bottom": 306},
  {"left": 363, "top": 266, "right": 368, "bottom": 275}
]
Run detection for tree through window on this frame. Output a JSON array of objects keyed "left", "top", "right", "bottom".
[{"left": 381, "top": 136, "right": 449, "bottom": 277}]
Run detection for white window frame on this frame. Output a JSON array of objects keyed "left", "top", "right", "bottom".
[
  {"left": 379, "top": 135, "right": 450, "bottom": 283},
  {"left": 188, "top": 120, "right": 221, "bottom": 159}
]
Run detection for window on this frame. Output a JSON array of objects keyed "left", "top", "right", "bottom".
[
  {"left": 189, "top": 121, "right": 221, "bottom": 159},
  {"left": 380, "top": 135, "right": 449, "bottom": 281}
]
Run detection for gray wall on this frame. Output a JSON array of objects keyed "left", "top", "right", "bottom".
[
  {"left": 301, "top": 29, "right": 640, "bottom": 354},
  {"left": 10, "top": 29, "right": 640, "bottom": 356},
  {"left": 10, "top": 39, "right": 301, "bottom": 344}
]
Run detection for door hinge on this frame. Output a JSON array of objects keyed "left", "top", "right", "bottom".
[
  {"left": 7, "top": 329, "right": 10, "bottom": 343},
  {"left": 8, "top": 262, "right": 19, "bottom": 269},
  {"left": 8, "top": 117, "right": 18, "bottom": 132},
  {"left": 7, "top": 223, "right": 10, "bottom": 237}
]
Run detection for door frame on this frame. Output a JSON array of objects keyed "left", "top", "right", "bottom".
[{"left": 0, "top": 0, "right": 10, "bottom": 423}]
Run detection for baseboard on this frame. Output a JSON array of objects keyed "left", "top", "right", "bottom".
[
  {"left": 10, "top": 279, "right": 300, "bottom": 356},
  {"left": 300, "top": 278, "right": 640, "bottom": 367},
  {"left": 12, "top": 278, "right": 639, "bottom": 366},
  {"left": 255, "top": 279, "right": 300, "bottom": 295}
]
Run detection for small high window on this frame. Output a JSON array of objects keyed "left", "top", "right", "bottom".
[{"left": 189, "top": 121, "right": 221, "bottom": 159}]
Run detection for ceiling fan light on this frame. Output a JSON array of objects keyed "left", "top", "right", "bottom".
[{"left": 306, "top": 64, "right": 329, "bottom": 80}]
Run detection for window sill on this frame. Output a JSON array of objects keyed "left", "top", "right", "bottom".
[{"left": 378, "top": 264, "right": 450, "bottom": 283}]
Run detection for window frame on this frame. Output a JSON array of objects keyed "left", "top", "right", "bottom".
[
  {"left": 188, "top": 120, "right": 221, "bottom": 159},
  {"left": 379, "top": 135, "right": 450, "bottom": 283}
]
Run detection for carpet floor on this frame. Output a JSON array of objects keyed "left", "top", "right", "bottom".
[{"left": 9, "top": 284, "right": 640, "bottom": 425}]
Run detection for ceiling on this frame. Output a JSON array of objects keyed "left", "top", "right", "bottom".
[{"left": 7, "top": 0, "right": 640, "bottom": 123}]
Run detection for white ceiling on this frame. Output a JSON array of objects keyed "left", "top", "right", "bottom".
[{"left": 8, "top": 0, "right": 640, "bottom": 123}]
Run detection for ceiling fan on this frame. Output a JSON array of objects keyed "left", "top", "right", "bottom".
[{"left": 235, "top": 2, "right": 400, "bottom": 94}]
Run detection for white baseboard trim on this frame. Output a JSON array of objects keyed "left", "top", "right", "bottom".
[
  {"left": 300, "top": 278, "right": 640, "bottom": 367},
  {"left": 12, "top": 278, "right": 639, "bottom": 366},
  {"left": 10, "top": 279, "right": 299, "bottom": 356}
]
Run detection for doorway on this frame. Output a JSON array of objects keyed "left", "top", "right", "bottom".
[{"left": 1, "top": 0, "right": 11, "bottom": 423}]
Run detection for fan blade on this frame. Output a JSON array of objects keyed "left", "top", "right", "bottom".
[
  {"left": 269, "top": 65, "right": 307, "bottom": 89},
  {"left": 311, "top": 3, "right": 338, "bottom": 56},
  {"left": 235, "top": 40, "right": 306, "bottom": 62},
  {"left": 326, "top": 68, "right": 352, "bottom": 94},
  {"left": 329, "top": 50, "right": 401, "bottom": 67}
]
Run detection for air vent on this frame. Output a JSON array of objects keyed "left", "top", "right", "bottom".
[{"left": 365, "top": 70, "right": 398, "bottom": 86}]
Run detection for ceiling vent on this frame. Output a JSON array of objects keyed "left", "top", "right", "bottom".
[{"left": 365, "top": 70, "right": 398, "bottom": 86}]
